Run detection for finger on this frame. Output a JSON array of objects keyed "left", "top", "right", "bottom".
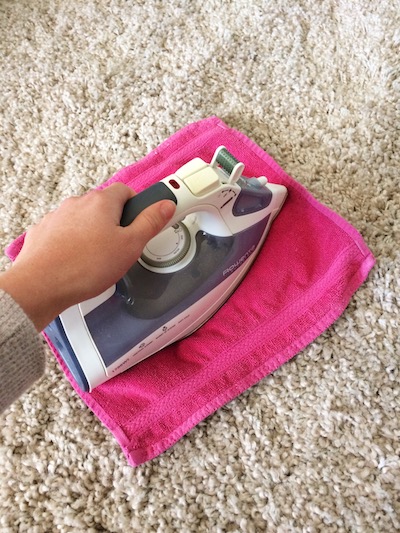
[
  {"left": 125, "top": 200, "right": 176, "bottom": 248},
  {"left": 101, "top": 182, "right": 137, "bottom": 203}
]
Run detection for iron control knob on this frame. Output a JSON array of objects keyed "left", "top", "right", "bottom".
[{"left": 141, "top": 222, "right": 191, "bottom": 268}]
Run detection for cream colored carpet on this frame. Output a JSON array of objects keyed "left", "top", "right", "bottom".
[{"left": 1, "top": 1, "right": 399, "bottom": 531}]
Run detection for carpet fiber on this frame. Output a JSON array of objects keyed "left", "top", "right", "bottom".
[{"left": 0, "top": 1, "right": 399, "bottom": 531}]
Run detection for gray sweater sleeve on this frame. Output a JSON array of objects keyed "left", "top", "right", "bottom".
[{"left": 0, "top": 289, "right": 46, "bottom": 414}]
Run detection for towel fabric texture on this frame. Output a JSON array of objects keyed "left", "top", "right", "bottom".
[{"left": 6, "top": 117, "right": 375, "bottom": 466}]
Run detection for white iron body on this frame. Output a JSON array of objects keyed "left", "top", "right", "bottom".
[{"left": 45, "top": 147, "right": 287, "bottom": 391}]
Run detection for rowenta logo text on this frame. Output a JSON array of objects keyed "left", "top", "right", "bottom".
[{"left": 223, "top": 245, "right": 256, "bottom": 277}]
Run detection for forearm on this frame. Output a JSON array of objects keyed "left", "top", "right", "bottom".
[{"left": 0, "top": 289, "right": 46, "bottom": 414}]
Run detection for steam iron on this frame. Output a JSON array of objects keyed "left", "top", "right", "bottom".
[{"left": 45, "top": 147, "right": 287, "bottom": 391}]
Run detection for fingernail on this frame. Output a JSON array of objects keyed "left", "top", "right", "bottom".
[{"left": 160, "top": 200, "right": 176, "bottom": 220}]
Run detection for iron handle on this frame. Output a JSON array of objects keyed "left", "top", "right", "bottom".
[{"left": 120, "top": 182, "right": 178, "bottom": 227}]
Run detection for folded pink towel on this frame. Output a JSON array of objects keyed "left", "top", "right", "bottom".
[{"left": 6, "top": 117, "right": 375, "bottom": 466}]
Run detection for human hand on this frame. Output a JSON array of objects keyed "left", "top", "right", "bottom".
[{"left": 0, "top": 183, "right": 176, "bottom": 331}]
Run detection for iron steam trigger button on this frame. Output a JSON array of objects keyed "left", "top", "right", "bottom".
[
  {"left": 175, "top": 158, "right": 208, "bottom": 179},
  {"left": 182, "top": 167, "right": 220, "bottom": 196}
]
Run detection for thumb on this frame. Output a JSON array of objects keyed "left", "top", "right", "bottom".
[{"left": 125, "top": 199, "right": 176, "bottom": 249}]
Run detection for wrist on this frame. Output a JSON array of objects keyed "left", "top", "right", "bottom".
[{"left": 0, "top": 266, "right": 62, "bottom": 332}]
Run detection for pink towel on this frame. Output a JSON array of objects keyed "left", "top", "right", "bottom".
[{"left": 6, "top": 117, "right": 375, "bottom": 466}]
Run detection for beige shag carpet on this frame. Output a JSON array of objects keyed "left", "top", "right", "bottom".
[{"left": 1, "top": 1, "right": 399, "bottom": 531}]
